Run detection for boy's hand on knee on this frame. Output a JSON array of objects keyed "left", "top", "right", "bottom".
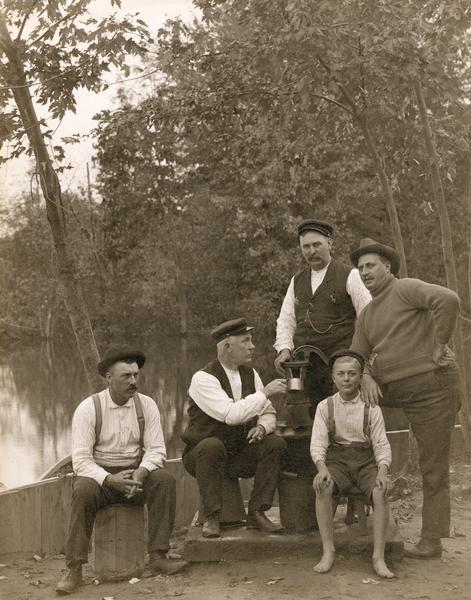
[
  {"left": 375, "top": 466, "right": 391, "bottom": 495},
  {"left": 313, "top": 468, "right": 332, "bottom": 495}
]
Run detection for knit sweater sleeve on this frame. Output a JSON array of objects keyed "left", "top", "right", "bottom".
[
  {"left": 350, "top": 312, "right": 374, "bottom": 376},
  {"left": 397, "top": 279, "right": 460, "bottom": 343}
]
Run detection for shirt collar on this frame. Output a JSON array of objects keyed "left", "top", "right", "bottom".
[
  {"left": 311, "top": 260, "right": 331, "bottom": 276},
  {"left": 336, "top": 391, "right": 362, "bottom": 405},
  {"left": 106, "top": 388, "right": 133, "bottom": 409}
]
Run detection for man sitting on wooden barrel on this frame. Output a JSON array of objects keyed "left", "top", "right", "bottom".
[
  {"left": 182, "top": 318, "right": 288, "bottom": 538},
  {"left": 56, "top": 347, "right": 187, "bottom": 595}
]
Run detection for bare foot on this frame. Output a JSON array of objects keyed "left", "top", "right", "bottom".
[
  {"left": 373, "top": 557, "right": 395, "bottom": 579},
  {"left": 314, "top": 550, "right": 335, "bottom": 573}
]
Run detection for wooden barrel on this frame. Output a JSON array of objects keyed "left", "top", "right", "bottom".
[{"left": 92, "top": 504, "right": 145, "bottom": 581}]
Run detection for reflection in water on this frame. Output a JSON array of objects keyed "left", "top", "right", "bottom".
[{"left": 0, "top": 336, "right": 277, "bottom": 488}]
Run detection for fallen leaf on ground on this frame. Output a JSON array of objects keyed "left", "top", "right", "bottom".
[
  {"left": 32, "top": 554, "right": 42, "bottom": 561},
  {"left": 102, "top": 596, "right": 115, "bottom": 600},
  {"left": 361, "top": 578, "right": 380, "bottom": 585},
  {"left": 93, "top": 579, "right": 100, "bottom": 585},
  {"left": 0, "top": 576, "right": 7, "bottom": 581},
  {"left": 129, "top": 577, "right": 140, "bottom": 584},
  {"left": 452, "top": 527, "right": 466, "bottom": 538},
  {"left": 0, "top": 564, "right": 6, "bottom": 568},
  {"left": 266, "top": 577, "right": 284, "bottom": 585}
]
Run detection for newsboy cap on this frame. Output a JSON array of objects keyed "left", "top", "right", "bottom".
[
  {"left": 329, "top": 349, "right": 366, "bottom": 371},
  {"left": 350, "top": 237, "right": 400, "bottom": 276},
  {"left": 297, "top": 219, "right": 333, "bottom": 238},
  {"left": 97, "top": 346, "right": 146, "bottom": 377},
  {"left": 211, "top": 318, "right": 254, "bottom": 343}
]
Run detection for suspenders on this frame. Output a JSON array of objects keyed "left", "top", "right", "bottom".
[
  {"left": 92, "top": 392, "right": 145, "bottom": 462},
  {"left": 327, "top": 395, "right": 370, "bottom": 447}
]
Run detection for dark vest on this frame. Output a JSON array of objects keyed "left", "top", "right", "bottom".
[
  {"left": 293, "top": 259, "right": 356, "bottom": 354},
  {"left": 182, "top": 359, "right": 257, "bottom": 455}
]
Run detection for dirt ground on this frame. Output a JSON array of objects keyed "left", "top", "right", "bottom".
[{"left": 2, "top": 462, "right": 471, "bottom": 600}]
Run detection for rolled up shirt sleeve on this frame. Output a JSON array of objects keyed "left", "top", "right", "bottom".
[
  {"left": 139, "top": 396, "right": 167, "bottom": 472},
  {"left": 72, "top": 399, "right": 110, "bottom": 486},
  {"left": 369, "top": 405, "right": 392, "bottom": 468},
  {"left": 274, "top": 277, "right": 296, "bottom": 353},
  {"left": 310, "top": 401, "right": 330, "bottom": 465},
  {"left": 346, "top": 268, "right": 372, "bottom": 316},
  {"left": 189, "top": 370, "right": 269, "bottom": 425},
  {"left": 254, "top": 371, "right": 277, "bottom": 434}
]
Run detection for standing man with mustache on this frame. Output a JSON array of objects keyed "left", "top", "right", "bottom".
[
  {"left": 57, "top": 347, "right": 186, "bottom": 595},
  {"left": 182, "top": 318, "right": 288, "bottom": 538},
  {"left": 349, "top": 238, "right": 461, "bottom": 559},
  {"left": 274, "top": 220, "right": 371, "bottom": 416}
]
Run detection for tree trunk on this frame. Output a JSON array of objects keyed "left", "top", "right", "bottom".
[
  {"left": 414, "top": 77, "right": 471, "bottom": 452},
  {"left": 356, "top": 115, "right": 409, "bottom": 278},
  {"left": 0, "top": 16, "right": 102, "bottom": 391}
]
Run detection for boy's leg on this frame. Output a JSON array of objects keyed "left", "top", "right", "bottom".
[
  {"left": 314, "top": 480, "right": 336, "bottom": 573},
  {"left": 371, "top": 487, "right": 394, "bottom": 578}
]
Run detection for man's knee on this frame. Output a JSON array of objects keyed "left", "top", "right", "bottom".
[
  {"left": 259, "top": 433, "right": 287, "bottom": 454},
  {"left": 195, "top": 437, "right": 226, "bottom": 459},
  {"left": 147, "top": 468, "right": 176, "bottom": 489},
  {"left": 72, "top": 477, "right": 101, "bottom": 507}
]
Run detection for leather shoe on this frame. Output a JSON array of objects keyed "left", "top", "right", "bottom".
[
  {"left": 56, "top": 565, "right": 83, "bottom": 594},
  {"left": 149, "top": 553, "right": 188, "bottom": 575},
  {"left": 202, "top": 515, "right": 221, "bottom": 538},
  {"left": 404, "top": 537, "right": 442, "bottom": 559},
  {"left": 246, "top": 510, "right": 283, "bottom": 533}
]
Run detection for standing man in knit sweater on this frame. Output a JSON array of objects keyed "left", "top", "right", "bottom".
[
  {"left": 182, "top": 318, "right": 288, "bottom": 538},
  {"left": 274, "top": 220, "right": 371, "bottom": 416},
  {"left": 350, "top": 238, "right": 461, "bottom": 559}
]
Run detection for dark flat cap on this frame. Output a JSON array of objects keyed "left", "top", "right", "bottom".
[
  {"left": 297, "top": 219, "right": 333, "bottom": 238},
  {"left": 350, "top": 237, "right": 400, "bottom": 276},
  {"left": 97, "top": 346, "right": 146, "bottom": 377},
  {"left": 211, "top": 318, "right": 254, "bottom": 343},
  {"left": 329, "top": 349, "right": 366, "bottom": 371}
]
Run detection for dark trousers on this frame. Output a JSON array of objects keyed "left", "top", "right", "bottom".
[
  {"left": 384, "top": 365, "right": 459, "bottom": 540},
  {"left": 182, "top": 434, "right": 287, "bottom": 518},
  {"left": 305, "top": 355, "right": 332, "bottom": 418},
  {"left": 65, "top": 468, "right": 176, "bottom": 567}
]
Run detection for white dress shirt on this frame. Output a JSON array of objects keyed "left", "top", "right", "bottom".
[
  {"left": 72, "top": 389, "right": 167, "bottom": 486},
  {"left": 188, "top": 363, "right": 276, "bottom": 434},
  {"left": 274, "top": 263, "right": 371, "bottom": 352},
  {"left": 310, "top": 392, "right": 391, "bottom": 467}
]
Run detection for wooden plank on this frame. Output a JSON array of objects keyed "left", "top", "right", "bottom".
[
  {"left": 40, "top": 477, "right": 67, "bottom": 556},
  {"left": 166, "top": 459, "right": 199, "bottom": 528},
  {"left": 0, "top": 476, "right": 72, "bottom": 557}
]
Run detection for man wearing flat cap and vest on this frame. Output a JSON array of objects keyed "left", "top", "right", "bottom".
[
  {"left": 56, "top": 347, "right": 186, "bottom": 595},
  {"left": 349, "top": 238, "right": 461, "bottom": 559},
  {"left": 182, "top": 318, "right": 288, "bottom": 538},
  {"left": 274, "top": 219, "right": 371, "bottom": 415}
]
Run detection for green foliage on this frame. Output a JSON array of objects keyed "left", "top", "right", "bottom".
[
  {"left": 1, "top": 0, "right": 471, "bottom": 349},
  {"left": 0, "top": 0, "right": 152, "bottom": 161}
]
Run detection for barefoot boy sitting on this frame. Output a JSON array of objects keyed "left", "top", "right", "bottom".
[{"left": 310, "top": 349, "right": 394, "bottom": 578}]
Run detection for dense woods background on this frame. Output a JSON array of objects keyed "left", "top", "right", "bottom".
[{"left": 1, "top": 0, "right": 470, "bottom": 398}]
